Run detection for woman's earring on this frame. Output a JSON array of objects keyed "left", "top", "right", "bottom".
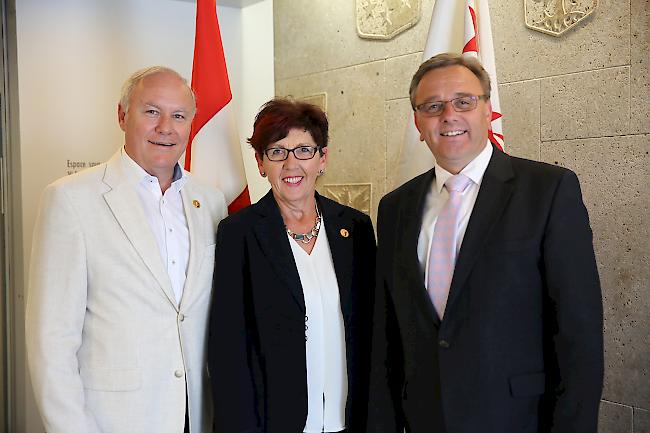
[
  {"left": 318, "top": 169, "right": 325, "bottom": 177},
  {"left": 261, "top": 172, "right": 266, "bottom": 177}
]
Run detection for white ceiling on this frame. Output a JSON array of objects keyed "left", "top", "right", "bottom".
[{"left": 174, "top": 0, "right": 266, "bottom": 7}]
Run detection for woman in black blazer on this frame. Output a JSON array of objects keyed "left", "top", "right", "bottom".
[{"left": 209, "top": 99, "right": 376, "bottom": 433}]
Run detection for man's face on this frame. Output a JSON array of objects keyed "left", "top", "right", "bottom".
[
  {"left": 413, "top": 65, "right": 492, "bottom": 174},
  {"left": 119, "top": 72, "right": 194, "bottom": 180}
]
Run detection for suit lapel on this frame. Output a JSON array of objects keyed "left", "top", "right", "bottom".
[
  {"left": 252, "top": 191, "right": 305, "bottom": 312},
  {"left": 446, "top": 149, "right": 515, "bottom": 312},
  {"left": 102, "top": 151, "right": 177, "bottom": 309},
  {"left": 319, "top": 195, "right": 354, "bottom": 318},
  {"left": 178, "top": 180, "right": 207, "bottom": 310},
  {"left": 393, "top": 169, "right": 442, "bottom": 326}
]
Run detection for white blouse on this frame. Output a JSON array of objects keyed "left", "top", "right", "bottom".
[{"left": 288, "top": 218, "right": 348, "bottom": 433}]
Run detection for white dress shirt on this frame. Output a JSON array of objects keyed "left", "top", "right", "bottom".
[
  {"left": 121, "top": 149, "right": 190, "bottom": 305},
  {"left": 288, "top": 217, "right": 348, "bottom": 433},
  {"left": 417, "top": 142, "right": 493, "bottom": 283}
]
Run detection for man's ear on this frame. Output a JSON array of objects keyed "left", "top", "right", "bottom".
[
  {"left": 413, "top": 112, "right": 425, "bottom": 142},
  {"left": 118, "top": 104, "right": 127, "bottom": 132},
  {"left": 485, "top": 99, "right": 493, "bottom": 122}
]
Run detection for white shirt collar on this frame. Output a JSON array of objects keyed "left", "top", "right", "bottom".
[
  {"left": 434, "top": 141, "right": 493, "bottom": 193},
  {"left": 120, "top": 147, "right": 188, "bottom": 192}
]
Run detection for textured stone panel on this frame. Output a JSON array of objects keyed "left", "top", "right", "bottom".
[
  {"left": 541, "top": 135, "right": 650, "bottom": 410},
  {"left": 498, "top": 80, "right": 541, "bottom": 161},
  {"left": 541, "top": 67, "right": 630, "bottom": 141},
  {"left": 386, "top": 52, "right": 422, "bottom": 101},
  {"left": 276, "top": 61, "right": 386, "bottom": 221},
  {"left": 300, "top": 93, "right": 328, "bottom": 113},
  {"left": 490, "top": 0, "right": 630, "bottom": 83},
  {"left": 598, "top": 400, "right": 633, "bottom": 433},
  {"left": 631, "top": 0, "right": 650, "bottom": 134},
  {"left": 631, "top": 63, "right": 650, "bottom": 135},
  {"left": 274, "top": 0, "right": 434, "bottom": 80},
  {"left": 636, "top": 408, "right": 650, "bottom": 433},
  {"left": 385, "top": 98, "right": 413, "bottom": 190},
  {"left": 319, "top": 183, "right": 371, "bottom": 215}
]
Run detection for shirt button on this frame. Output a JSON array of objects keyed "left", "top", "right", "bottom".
[
  {"left": 169, "top": 228, "right": 173, "bottom": 233},
  {"left": 171, "top": 260, "right": 176, "bottom": 265},
  {"left": 179, "top": 313, "right": 185, "bottom": 322},
  {"left": 174, "top": 370, "right": 184, "bottom": 378},
  {"left": 305, "top": 315, "right": 308, "bottom": 322},
  {"left": 439, "top": 340, "right": 450, "bottom": 349}
]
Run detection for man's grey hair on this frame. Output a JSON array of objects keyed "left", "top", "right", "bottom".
[
  {"left": 409, "top": 52, "right": 492, "bottom": 110},
  {"left": 119, "top": 66, "right": 196, "bottom": 114}
]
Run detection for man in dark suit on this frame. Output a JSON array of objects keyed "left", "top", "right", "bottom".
[{"left": 368, "top": 53, "right": 603, "bottom": 433}]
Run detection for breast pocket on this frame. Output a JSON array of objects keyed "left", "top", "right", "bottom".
[{"left": 80, "top": 367, "right": 142, "bottom": 392}]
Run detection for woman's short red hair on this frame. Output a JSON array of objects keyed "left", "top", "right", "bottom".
[{"left": 248, "top": 98, "right": 329, "bottom": 156}]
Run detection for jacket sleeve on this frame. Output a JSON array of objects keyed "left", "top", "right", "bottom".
[
  {"left": 25, "top": 183, "right": 102, "bottom": 433},
  {"left": 209, "top": 220, "right": 263, "bottom": 433},
  {"left": 366, "top": 197, "right": 405, "bottom": 433},
  {"left": 543, "top": 170, "right": 604, "bottom": 433}
]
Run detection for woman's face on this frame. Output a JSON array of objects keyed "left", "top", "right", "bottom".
[{"left": 256, "top": 128, "right": 327, "bottom": 210}]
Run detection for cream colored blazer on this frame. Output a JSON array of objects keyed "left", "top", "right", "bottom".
[{"left": 26, "top": 150, "right": 227, "bottom": 433}]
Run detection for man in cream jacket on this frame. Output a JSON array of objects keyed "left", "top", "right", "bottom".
[{"left": 26, "top": 66, "right": 227, "bottom": 433}]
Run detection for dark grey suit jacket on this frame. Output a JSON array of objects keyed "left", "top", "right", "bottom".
[{"left": 369, "top": 147, "right": 603, "bottom": 433}]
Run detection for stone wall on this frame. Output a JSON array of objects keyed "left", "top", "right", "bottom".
[{"left": 274, "top": 0, "right": 649, "bottom": 431}]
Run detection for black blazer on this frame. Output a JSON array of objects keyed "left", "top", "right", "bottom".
[
  {"left": 369, "top": 148, "right": 603, "bottom": 433},
  {"left": 209, "top": 191, "right": 376, "bottom": 433}
]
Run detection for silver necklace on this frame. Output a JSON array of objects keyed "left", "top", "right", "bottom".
[{"left": 286, "top": 204, "right": 321, "bottom": 244}]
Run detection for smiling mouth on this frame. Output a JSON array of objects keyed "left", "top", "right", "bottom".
[
  {"left": 440, "top": 130, "right": 467, "bottom": 137},
  {"left": 149, "top": 140, "right": 175, "bottom": 147},
  {"left": 283, "top": 176, "right": 303, "bottom": 185}
]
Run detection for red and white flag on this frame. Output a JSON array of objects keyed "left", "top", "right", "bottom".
[
  {"left": 392, "top": 0, "right": 504, "bottom": 187},
  {"left": 184, "top": 0, "right": 250, "bottom": 214}
]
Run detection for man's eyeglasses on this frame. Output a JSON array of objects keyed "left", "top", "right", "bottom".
[
  {"left": 415, "top": 95, "right": 488, "bottom": 117},
  {"left": 263, "top": 145, "right": 320, "bottom": 161}
]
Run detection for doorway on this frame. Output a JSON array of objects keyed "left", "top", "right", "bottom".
[{"left": 1, "top": 0, "right": 16, "bottom": 431}]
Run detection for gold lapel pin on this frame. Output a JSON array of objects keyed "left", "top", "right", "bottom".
[
  {"left": 192, "top": 200, "right": 201, "bottom": 208},
  {"left": 340, "top": 229, "right": 349, "bottom": 238}
]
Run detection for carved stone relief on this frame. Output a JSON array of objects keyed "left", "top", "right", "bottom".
[
  {"left": 319, "top": 183, "right": 372, "bottom": 215},
  {"left": 524, "top": 0, "right": 598, "bottom": 36},
  {"left": 356, "top": 0, "right": 421, "bottom": 40}
]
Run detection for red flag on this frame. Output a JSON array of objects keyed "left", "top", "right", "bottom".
[
  {"left": 393, "top": 0, "right": 505, "bottom": 187},
  {"left": 185, "top": 0, "right": 250, "bottom": 214}
]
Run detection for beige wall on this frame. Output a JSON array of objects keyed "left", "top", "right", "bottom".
[{"left": 274, "top": 0, "right": 649, "bottom": 431}]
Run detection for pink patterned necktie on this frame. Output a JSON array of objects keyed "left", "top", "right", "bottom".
[{"left": 427, "top": 173, "right": 472, "bottom": 319}]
